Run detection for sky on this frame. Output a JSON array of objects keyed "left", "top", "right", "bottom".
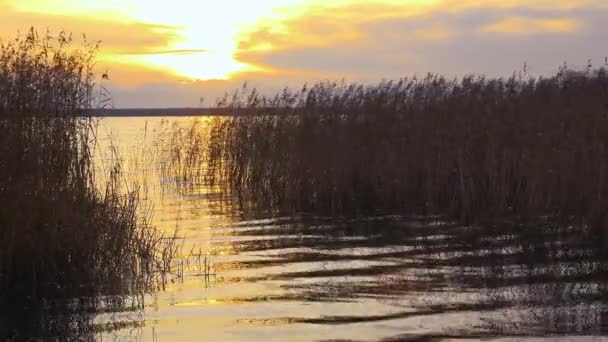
[{"left": 1, "top": 0, "right": 607, "bottom": 108}]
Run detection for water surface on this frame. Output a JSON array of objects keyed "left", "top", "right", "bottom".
[{"left": 93, "top": 116, "right": 607, "bottom": 341}]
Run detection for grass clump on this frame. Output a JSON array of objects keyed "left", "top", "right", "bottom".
[{"left": 0, "top": 29, "right": 176, "bottom": 338}]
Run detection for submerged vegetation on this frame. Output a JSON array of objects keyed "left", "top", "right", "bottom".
[{"left": 0, "top": 30, "right": 177, "bottom": 339}]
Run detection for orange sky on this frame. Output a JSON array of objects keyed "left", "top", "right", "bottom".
[{"left": 1, "top": 0, "right": 606, "bottom": 107}]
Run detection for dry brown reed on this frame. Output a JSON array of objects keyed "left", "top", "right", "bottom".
[
  {"left": 156, "top": 118, "right": 212, "bottom": 188},
  {"left": 169, "top": 68, "right": 608, "bottom": 242},
  {"left": 0, "top": 29, "right": 177, "bottom": 338}
]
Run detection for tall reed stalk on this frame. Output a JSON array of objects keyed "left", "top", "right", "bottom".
[
  {"left": 0, "top": 29, "right": 177, "bottom": 338},
  {"left": 170, "top": 68, "right": 608, "bottom": 241}
]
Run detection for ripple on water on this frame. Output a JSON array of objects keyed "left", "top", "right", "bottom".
[{"left": 93, "top": 117, "right": 608, "bottom": 342}]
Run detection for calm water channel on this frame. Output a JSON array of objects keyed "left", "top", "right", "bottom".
[{"left": 91, "top": 116, "right": 606, "bottom": 342}]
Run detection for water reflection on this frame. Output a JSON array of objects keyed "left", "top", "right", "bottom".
[
  {"left": 32, "top": 117, "right": 607, "bottom": 341},
  {"left": 209, "top": 215, "right": 606, "bottom": 338},
  {"left": 0, "top": 293, "right": 147, "bottom": 340}
]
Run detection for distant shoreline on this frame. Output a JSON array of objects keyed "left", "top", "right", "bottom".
[{"left": 89, "top": 108, "right": 234, "bottom": 117}]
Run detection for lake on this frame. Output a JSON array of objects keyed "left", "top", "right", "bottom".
[{"left": 92, "top": 116, "right": 607, "bottom": 342}]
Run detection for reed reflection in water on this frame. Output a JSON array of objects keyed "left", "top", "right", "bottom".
[{"left": 94, "top": 117, "right": 607, "bottom": 342}]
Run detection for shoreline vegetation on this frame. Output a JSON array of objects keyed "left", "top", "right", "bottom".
[
  {"left": 89, "top": 107, "right": 318, "bottom": 117},
  {"left": 0, "top": 29, "right": 178, "bottom": 339},
  {"left": 155, "top": 69, "right": 608, "bottom": 337},
  {"left": 164, "top": 67, "right": 608, "bottom": 238},
  {"left": 91, "top": 108, "right": 227, "bottom": 117}
]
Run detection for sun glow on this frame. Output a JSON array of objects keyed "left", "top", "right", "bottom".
[
  {"left": 4, "top": 0, "right": 443, "bottom": 80},
  {"left": 131, "top": 0, "right": 320, "bottom": 80},
  {"left": 142, "top": 51, "right": 249, "bottom": 80},
  {"left": 121, "top": 0, "right": 309, "bottom": 79},
  {"left": 2, "top": 0, "right": 604, "bottom": 85},
  {"left": 3, "top": 0, "right": 309, "bottom": 80}
]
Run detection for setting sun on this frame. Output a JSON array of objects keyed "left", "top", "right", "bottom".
[
  {"left": 121, "top": 0, "right": 309, "bottom": 79},
  {"left": 1, "top": 0, "right": 606, "bottom": 105},
  {"left": 3, "top": 0, "right": 312, "bottom": 80}
]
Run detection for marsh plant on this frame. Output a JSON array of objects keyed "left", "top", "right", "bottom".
[
  {"left": 167, "top": 68, "right": 608, "bottom": 237},
  {"left": 155, "top": 118, "right": 212, "bottom": 188},
  {"left": 0, "top": 29, "right": 177, "bottom": 338}
]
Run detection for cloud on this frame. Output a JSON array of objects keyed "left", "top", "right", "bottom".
[
  {"left": 0, "top": 12, "right": 180, "bottom": 55},
  {"left": 232, "top": 1, "right": 607, "bottom": 79},
  {"left": 102, "top": 0, "right": 608, "bottom": 107},
  {"left": 237, "top": 14, "right": 366, "bottom": 54},
  {"left": 126, "top": 49, "right": 209, "bottom": 55},
  {"left": 444, "top": 0, "right": 606, "bottom": 12},
  {"left": 482, "top": 17, "right": 579, "bottom": 34},
  {"left": 97, "top": 60, "right": 181, "bottom": 87},
  {"left": 0, "top": 2, "right": 189, "bottom": 86}
]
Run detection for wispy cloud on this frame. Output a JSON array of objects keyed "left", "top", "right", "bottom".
[
  {"left": 482, "top": 17, "right": 579, "bottom": 34},
  {"left": 233, "top": 0, "right": 606, "bottom": 78},
  {"left": 126, "top": 49, "right": 209, "bottom": 55},
  {"left": 0, "top": 11, "right": 180, "bottom": 55}
]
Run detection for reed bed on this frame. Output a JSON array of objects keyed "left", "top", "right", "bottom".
[
  {"left": 0, "top": 29, "right": 177, "bottom": 338},
  {"left": 155, "top": 118, "right": 212, "bottom": 188},
  {"left": 169, "top": 68, "right": 608, "bottom": 238}
]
